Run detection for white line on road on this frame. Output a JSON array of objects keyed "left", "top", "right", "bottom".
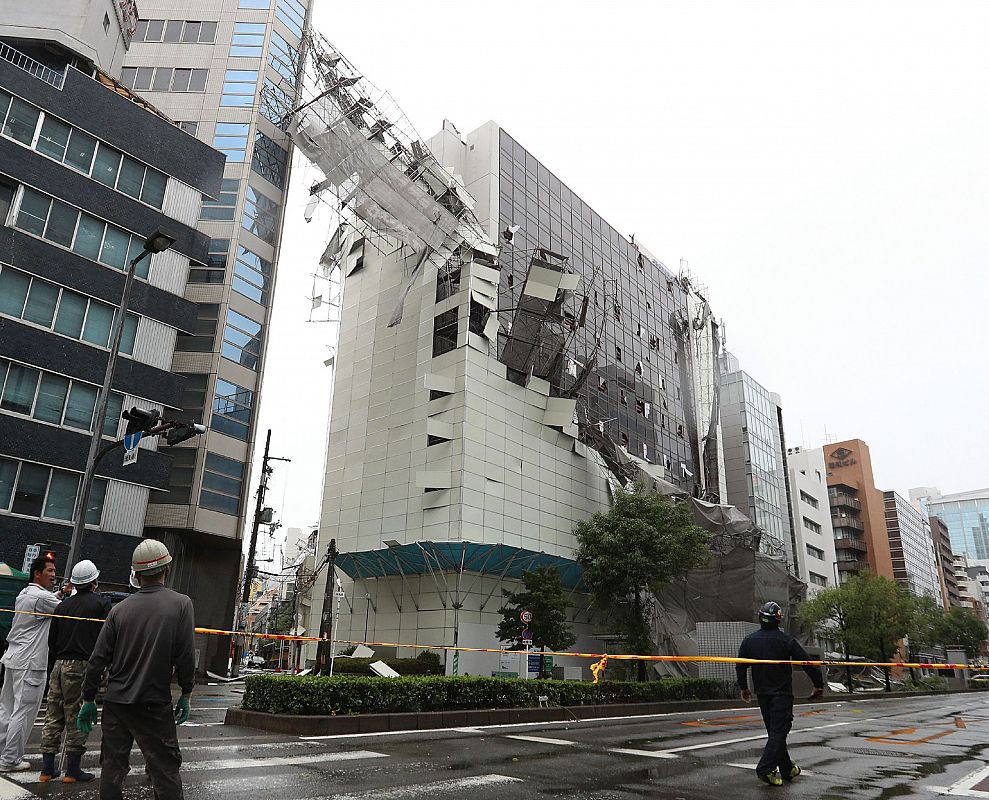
[
  {"left": 0, "top": 777, "right": 31, "bottom": 799},
  {"left": 5, "top": 750, "right": 389, "bottom": 784},
  {"left": 656, "top": 721, "right": 853, "bottom": 755},
  {"left": 504, "top": 734, "right": 578, "bottom": 746},
  {"left": 929, "top": 765, "right": 989, "bottom": 797},
  {"left": 327, "top": 774, "right": 523, "bottom": 799},
  {"left": 608, "top": 748, "right": 678, "bottom": 759}
]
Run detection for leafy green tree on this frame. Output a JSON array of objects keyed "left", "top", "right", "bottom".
[
  {"left": 497, "top": 566, "right": 575, "bottom": 678},
  {"left": 574, "top": 487, "right": 709, "bottom": 681},
  {"left": 941, "top": 607, "right": 988, "bottom": 659},
  {"left": 800, "top": 585, "right": 857, "bottom": 692}
]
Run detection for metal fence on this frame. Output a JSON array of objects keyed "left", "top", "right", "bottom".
[{"left": 0, "top": 42, "right": 65, "bottom": 90}]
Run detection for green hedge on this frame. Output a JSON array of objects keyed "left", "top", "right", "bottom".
[{"left": 242, "top": 674, "right": 722, "bottom": 716}]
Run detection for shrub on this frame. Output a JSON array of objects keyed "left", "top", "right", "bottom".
[
  {"left": 242, "top": 674, "right": 722, "bottom": 716},
  {"left": 326, "top": 656, "right": 443, "bottom": 677}
]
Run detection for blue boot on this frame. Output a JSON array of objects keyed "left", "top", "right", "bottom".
[
  {"left": 39, "top": 752, "right": 59, "bottom": 782},
  {"left": 62, "top": 753, "right": 94, "bottom": 783}
]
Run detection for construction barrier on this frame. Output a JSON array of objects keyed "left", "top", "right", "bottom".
[{"left": 1, "top": 605, "right": 982, "bottom": 671}]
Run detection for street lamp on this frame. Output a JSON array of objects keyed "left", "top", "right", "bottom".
[{"left": 65, "top": 228, "right": 176, "bottom": 571}]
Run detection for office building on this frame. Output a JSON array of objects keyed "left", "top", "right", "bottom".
[
  {"left": 719, "top": 353, "right": 792, "bottom": 566},
  {"left": 122, "top": 0, "right": 312, "bottom": 670},
  {"left": 910, "top": 486, "right": 989, "bottom": 561},
  {"left": 785, "top": 447, "right": 837, "bottom": 595},
  {"left": 930, "top": 515, "right": 962, "bottom": 609},
  {"left": 0, "top": 11, "right": 223, "bottom": 582},
  {"left": 882, "top": 490, "right": 942, "bottom": 603},
  {"left": 823, "top": 439, "right": 892, "bottom": 582}
]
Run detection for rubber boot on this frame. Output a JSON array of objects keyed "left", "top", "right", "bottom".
[
  {"left": 39, "top": 753, "right": 59, "bottom": 782},
  {"left": 62, "top": 753, "right": 95, "bottom": 783}
]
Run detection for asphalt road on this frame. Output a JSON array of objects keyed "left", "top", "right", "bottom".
[{"left": 4, "top": 687, "right": 989, "bottom": 799}]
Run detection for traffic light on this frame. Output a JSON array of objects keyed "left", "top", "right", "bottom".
[
  {"left": 164, "top": 422, "right": 207, "bottom": 446},
  {"left": 122, "top": 407, "right": 161, "bottom": 435}
]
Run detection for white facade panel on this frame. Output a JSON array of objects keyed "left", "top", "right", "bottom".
[
  {"left": 102, "top": 481, "right": 150, "bottom": 537},
  {"left": 162, "top": 179, "right": 202, "bottom": 228},
  {"left": 149, "top": 248, "right": 190, "bottom": 296},
  {"left": 786, "top": 447, "right": 837, "bottom": 596},
  {"left": 132, "top": 317, "right": 176, "bottom": 371}
]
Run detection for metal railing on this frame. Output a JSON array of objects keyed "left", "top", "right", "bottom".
[
  {"left": 0, "top": 42, "right": 65, "bottom": 90},
  {"left": 829, "top": 492, "right": 862, "bottom": 511}
]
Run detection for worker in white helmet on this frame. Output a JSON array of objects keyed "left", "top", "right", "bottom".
[
  {"left": 39, "top": 559, "right": 109, "bottom": 783},
  {"left": 77, "top": 540, "right": 195, "bottom": 800}
]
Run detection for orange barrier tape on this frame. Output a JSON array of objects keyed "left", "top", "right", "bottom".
[{"left": 1, "top": 607, "right": 981, "bottom": 670}]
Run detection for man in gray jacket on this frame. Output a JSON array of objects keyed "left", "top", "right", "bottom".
[
  {"left": 78, "top": 540, "right": 195, "bottom": 800},
  {"left": 0, "top": 555, "right": 65, "bottom": 772}
]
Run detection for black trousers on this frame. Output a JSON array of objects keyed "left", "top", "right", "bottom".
[
  {"left": 756, "top": 693, "right": 794, "bottom": 778},
  {"left": 99, "top": 701, "right": 183, "bottom": 800}
]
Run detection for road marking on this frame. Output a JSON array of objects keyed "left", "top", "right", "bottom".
[
  {"left": 326, "top": 774, "right": 522, "bottom": 799},
  {"left": 5, "top": 750, "right": 389, "bottom": 784},
  {"left": 608, "top": 748, "right": 678, "bottom": 759},
  {"left": 682, "top": 714, "right": 760, "bottom": 728},
  {"left": 505, "top": 734, "right": 577, "bottom": 746},
  {"left": 0, "top": 777, "right": 31, "bottom": 799},
  {"left": 725, "top": 762, "right": 817, "bottom": 776},
  {"left": 452, "top": 727, "right": 483, "bottom": 734},
  {"left": 656, "top": 720, "right": 853, "bottom": 755},
  {"left": 866, "top": 727, "right": 957, "bottom": 745}
]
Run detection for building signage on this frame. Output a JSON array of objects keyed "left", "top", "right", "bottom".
[{"left": 828, "top": 447, "right": 857, "bottom": 469}]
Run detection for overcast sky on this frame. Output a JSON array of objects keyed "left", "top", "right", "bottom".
[{"left": 249, "top": 1, "right": 989, "bottom": 545}]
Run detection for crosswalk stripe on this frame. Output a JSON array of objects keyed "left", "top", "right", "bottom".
[
  {"left": 4, "top": 750, "right": 388, "bottom": 784},
  {"left": 504, "top": 735, "right": 577, "bottom": 746},
  {"left": 608, "top": 748, "right": 678, "bottom": 759},
  {"left": 327, "top": 774, "right": 523, "bottom": 799},
  {"left": 0, "top": 776, "right": 31, "bottom": 799}
]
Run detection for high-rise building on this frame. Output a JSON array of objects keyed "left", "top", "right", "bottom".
[
  {"left": 121, "top": 0, "right": 312, "bottom": 670},
  {"left": 882, "top": 490, "right": 942, "bottom": 603},
  {"left": 304, "top": 119, "right": 706, "bottom": 672},
  {"left": 823, "top": 439, "right": 892, "bottom": 582},
  {"left": 929, "top": 515, "right": 962, "bottom": 609},
  {"left": 0, "top": 9, "right": 222, "bottom": 583},
  {"left": 910, "top": 486, "right": 989, "bottom": 561},
  {"left": 719, "top": 353, "right": 792, "bottom": 566},
  {"left": 785, "top": 447, "right": 837, "bottom": 595}
]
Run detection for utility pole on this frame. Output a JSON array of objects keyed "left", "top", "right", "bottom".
[{"left": 317, "top": 537, "right": 338, "bottom": 673}]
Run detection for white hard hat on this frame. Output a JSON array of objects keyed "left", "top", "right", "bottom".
[
  {"left": 132, "top": 539, "right": 172, "bottom": 573},
  {"left": 70, "top": 560, "right": 100, "bottom": 585}
]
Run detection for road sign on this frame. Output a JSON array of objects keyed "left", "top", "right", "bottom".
[
  {"left": 521, "top": 627, "right": 533, "bottom": 641},
  {"left": 520, "top": 610, "right": 533, "bottom": 624},
  {"left": 122, "top": 432, "right": 142, "bottom": 466},
  {"left": 21, "top": 544, "right": 39, "bottom": 574}
]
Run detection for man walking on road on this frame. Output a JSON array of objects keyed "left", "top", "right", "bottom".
[
  {"left": 77, "top": 540, "right": 195, "bottom": 800},
  {"left": 0, "top": 555, "right": 66, "bottom": 772},
  {"left": 39, "top": 559, "right": 109, "bottom": 783},
  {"left": 736, "top": 601, "right": 824, "bottom": 787}
]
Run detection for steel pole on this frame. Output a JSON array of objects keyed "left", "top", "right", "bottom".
[{"left": 66, "top": 248, "right": 152, "bottom": 571}]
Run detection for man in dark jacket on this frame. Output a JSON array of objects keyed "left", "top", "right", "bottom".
[
  {"left": 77, "top": 540, "right": 194, "bottom": 800},
  {"left": 736, "top": 601, "right": 824, "bottom": 787},
  {"left": 39, "top": 560, "right": 109, "bottom": 783}
]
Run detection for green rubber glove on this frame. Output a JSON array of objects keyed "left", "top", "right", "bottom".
[
  {"left": 174, "top": 696, "right": 190, "bottom": 725},
  {"left": 77, "top": 701, "right": 98, "bottom": 734}
]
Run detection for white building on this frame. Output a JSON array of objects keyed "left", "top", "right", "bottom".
[{"left": 785, "top": 447, "right": 837, "bottom": 594}]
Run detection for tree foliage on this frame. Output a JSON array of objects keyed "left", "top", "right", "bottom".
[
  {"left": 497, "top": 567, "right": 575, "bottom": 677},
  {"left": 574, "top": 487, "right": 710, "bottom": 677},
  {"left": 941, "top": 607, "right": 988, "bottom": 659}
]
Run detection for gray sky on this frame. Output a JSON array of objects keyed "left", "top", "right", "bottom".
[{"left": 251, "top": 1, "right": 989, "bottom": 542}]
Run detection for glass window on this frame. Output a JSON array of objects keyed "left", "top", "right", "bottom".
[
  {"left": 211, "top": 378, "right": 253, "bottom": 440},
  {"left": 100, "top": 226, "right": 130, "bottom": 270},
  {"left": 73, "top": 214, "right": 105, "bottom": 261},
  {"left": 44, "top": 200, "right": 78, "bottom": 247},
  {"left": 201, "top": 452, "right": 244, "bottom": 514},
  {"left": 53, "top": 292, "right": 86, "bottom": 338},
  {"left": 189, "top": 69, "right": 208, "bottom": 92},
  {"left": 1, "top": 364, "right": 39, "bottom": 415},
  {"left": 11, "top": 462, "right": 49, "bottom": 517},
  {"left": 239, "top": 0, "right": 270, "bottom": 7},
  {"left": 81, "top": 302, "right": 113, "bottom": 347},
  {"left": 220, "top": 69, "right": 258, "bottom": 107},
  {"left": 117, "top": 156, "right": 145, "bottom": 199},
  {"left": 2, "top": 97, "right": 40, "bottom": 145},
  {"left": 120, "top": 67, "right": 137, "bottom": 89},
  {"left": 231, "top": 22, "right": 265, "bottom": 57},
  {"left": 171, "top": 68, "right": 192, "bottom": 92},
  {"left": 34, "top": 373, "right": 69, "bottom": 424},
  {"left": 0, "top": 458, "right": 16, "bottom": 511},
  {"left": 43, "top": 471, "right": 78, "bottom": 520},
  {"left": 85, "top": 478, "right": 107, "bottom": 526},
  {"left": 251, "top": 131, "right": 288, "bottom": 188},
  {"left": 133, "top": 67, "right": 155, "bottom": 91},
  {"left": 221, "top": 309, "right": 263, "bottom": 370},
  {"left": 199, "top": 21, "right": 218, "bottom": 43},
  {"left": 145, "top": 20, "right": 165, "bottom": 41},
  {"left": 63, "top": 382, "right": 97, "bottom": 430},
  {"left": 182, "top": 21, "right": 201, "bottom": 43},
  {"left": 241, "top": 184, "right": 279, "bottom": 244},
  {"left": 103, "top": 391, "right": 123, "bottom": 438},
  {"left": 22, "top": 279, "right": 59, "bottom": 327},
  {"left": 260, "top": 79, "right": 293, "bottom": 130},
  {"left": 275, "top": 0, "right": 306, "bottom": 37},
  {"left": 16, "top": 188, "right": 50, "bottom": 236},
  {"left": 212, "top": 122, "right": 250, "bottom": 162},
  {"left": 64, "top": 128, "right": 97, "bottom": 173},
  {"left": 36, "top": 116, "right": 71, "bottom": 161},
  {"left": 268, "top": 31, "right": 299, "bottom": 84},
  {"left": 140, "top": 169, "right": 167, "bottom": 208},
  {"left": 92, "top": 143, "right": 122, "bottom": 187},
  {"left": 164, "top": 20, "right": 183, "bottom": 42},
  {"left": 232, "top": 245, "right": 271, "bottom": 304},
  {"left": 120, "top": 313, "right": 138, "bottom": 355}
]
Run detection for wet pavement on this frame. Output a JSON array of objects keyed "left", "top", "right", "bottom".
[{"left": 3, "top": 686, "right": 989, "bottom": 798}]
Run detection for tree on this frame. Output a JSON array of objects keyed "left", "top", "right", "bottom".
[
  {"left": 497, "top": 566, "right": 575, "bottom": 678},
  {"left": 800, "top": 585, "right": 857, "bottom": 692},
  {"left": 941, "top": 607, "right": 988, "bottom": 659},
  {"left": 574, "top": 486, "right": 709, "bottom": 681}
]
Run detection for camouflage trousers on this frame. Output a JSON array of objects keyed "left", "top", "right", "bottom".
[{"left": 41, "top": 659, "right": 91, "bottom": 755}]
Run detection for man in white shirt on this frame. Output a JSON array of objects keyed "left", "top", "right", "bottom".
[{"left": 0, "top": 555, "right": 65, "bottom": 772}]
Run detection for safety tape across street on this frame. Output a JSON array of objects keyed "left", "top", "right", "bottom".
[{"left": 2, "top": 605, "right": 982, "bottom": 671}]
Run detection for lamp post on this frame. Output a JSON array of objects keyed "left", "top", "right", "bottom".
[
  {"left": 66, "top": 228, "right": 176, "bottom": 572},
  {"left": 328, "top": 576, "right": 344, "bottom": 677}
]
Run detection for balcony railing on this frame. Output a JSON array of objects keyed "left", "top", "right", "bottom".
[
  {"left": 834, "top": 537, "right": 868, "bottom": 553},
  {"left": 829, "top": 492, "right": 862, "bottom": 511},
  {"left": 837, "top": 559, "right": 869, "bottom": 572},
  {"left": 0, "top": 42, "right": 65, "bottom": 89},
  {"left": 832, "top": 516, "right": 865, "bottom": 532}
]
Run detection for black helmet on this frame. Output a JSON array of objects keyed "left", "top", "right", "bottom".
[{"left": 758, "top": 601, "right": 784, "bottom": 625}]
